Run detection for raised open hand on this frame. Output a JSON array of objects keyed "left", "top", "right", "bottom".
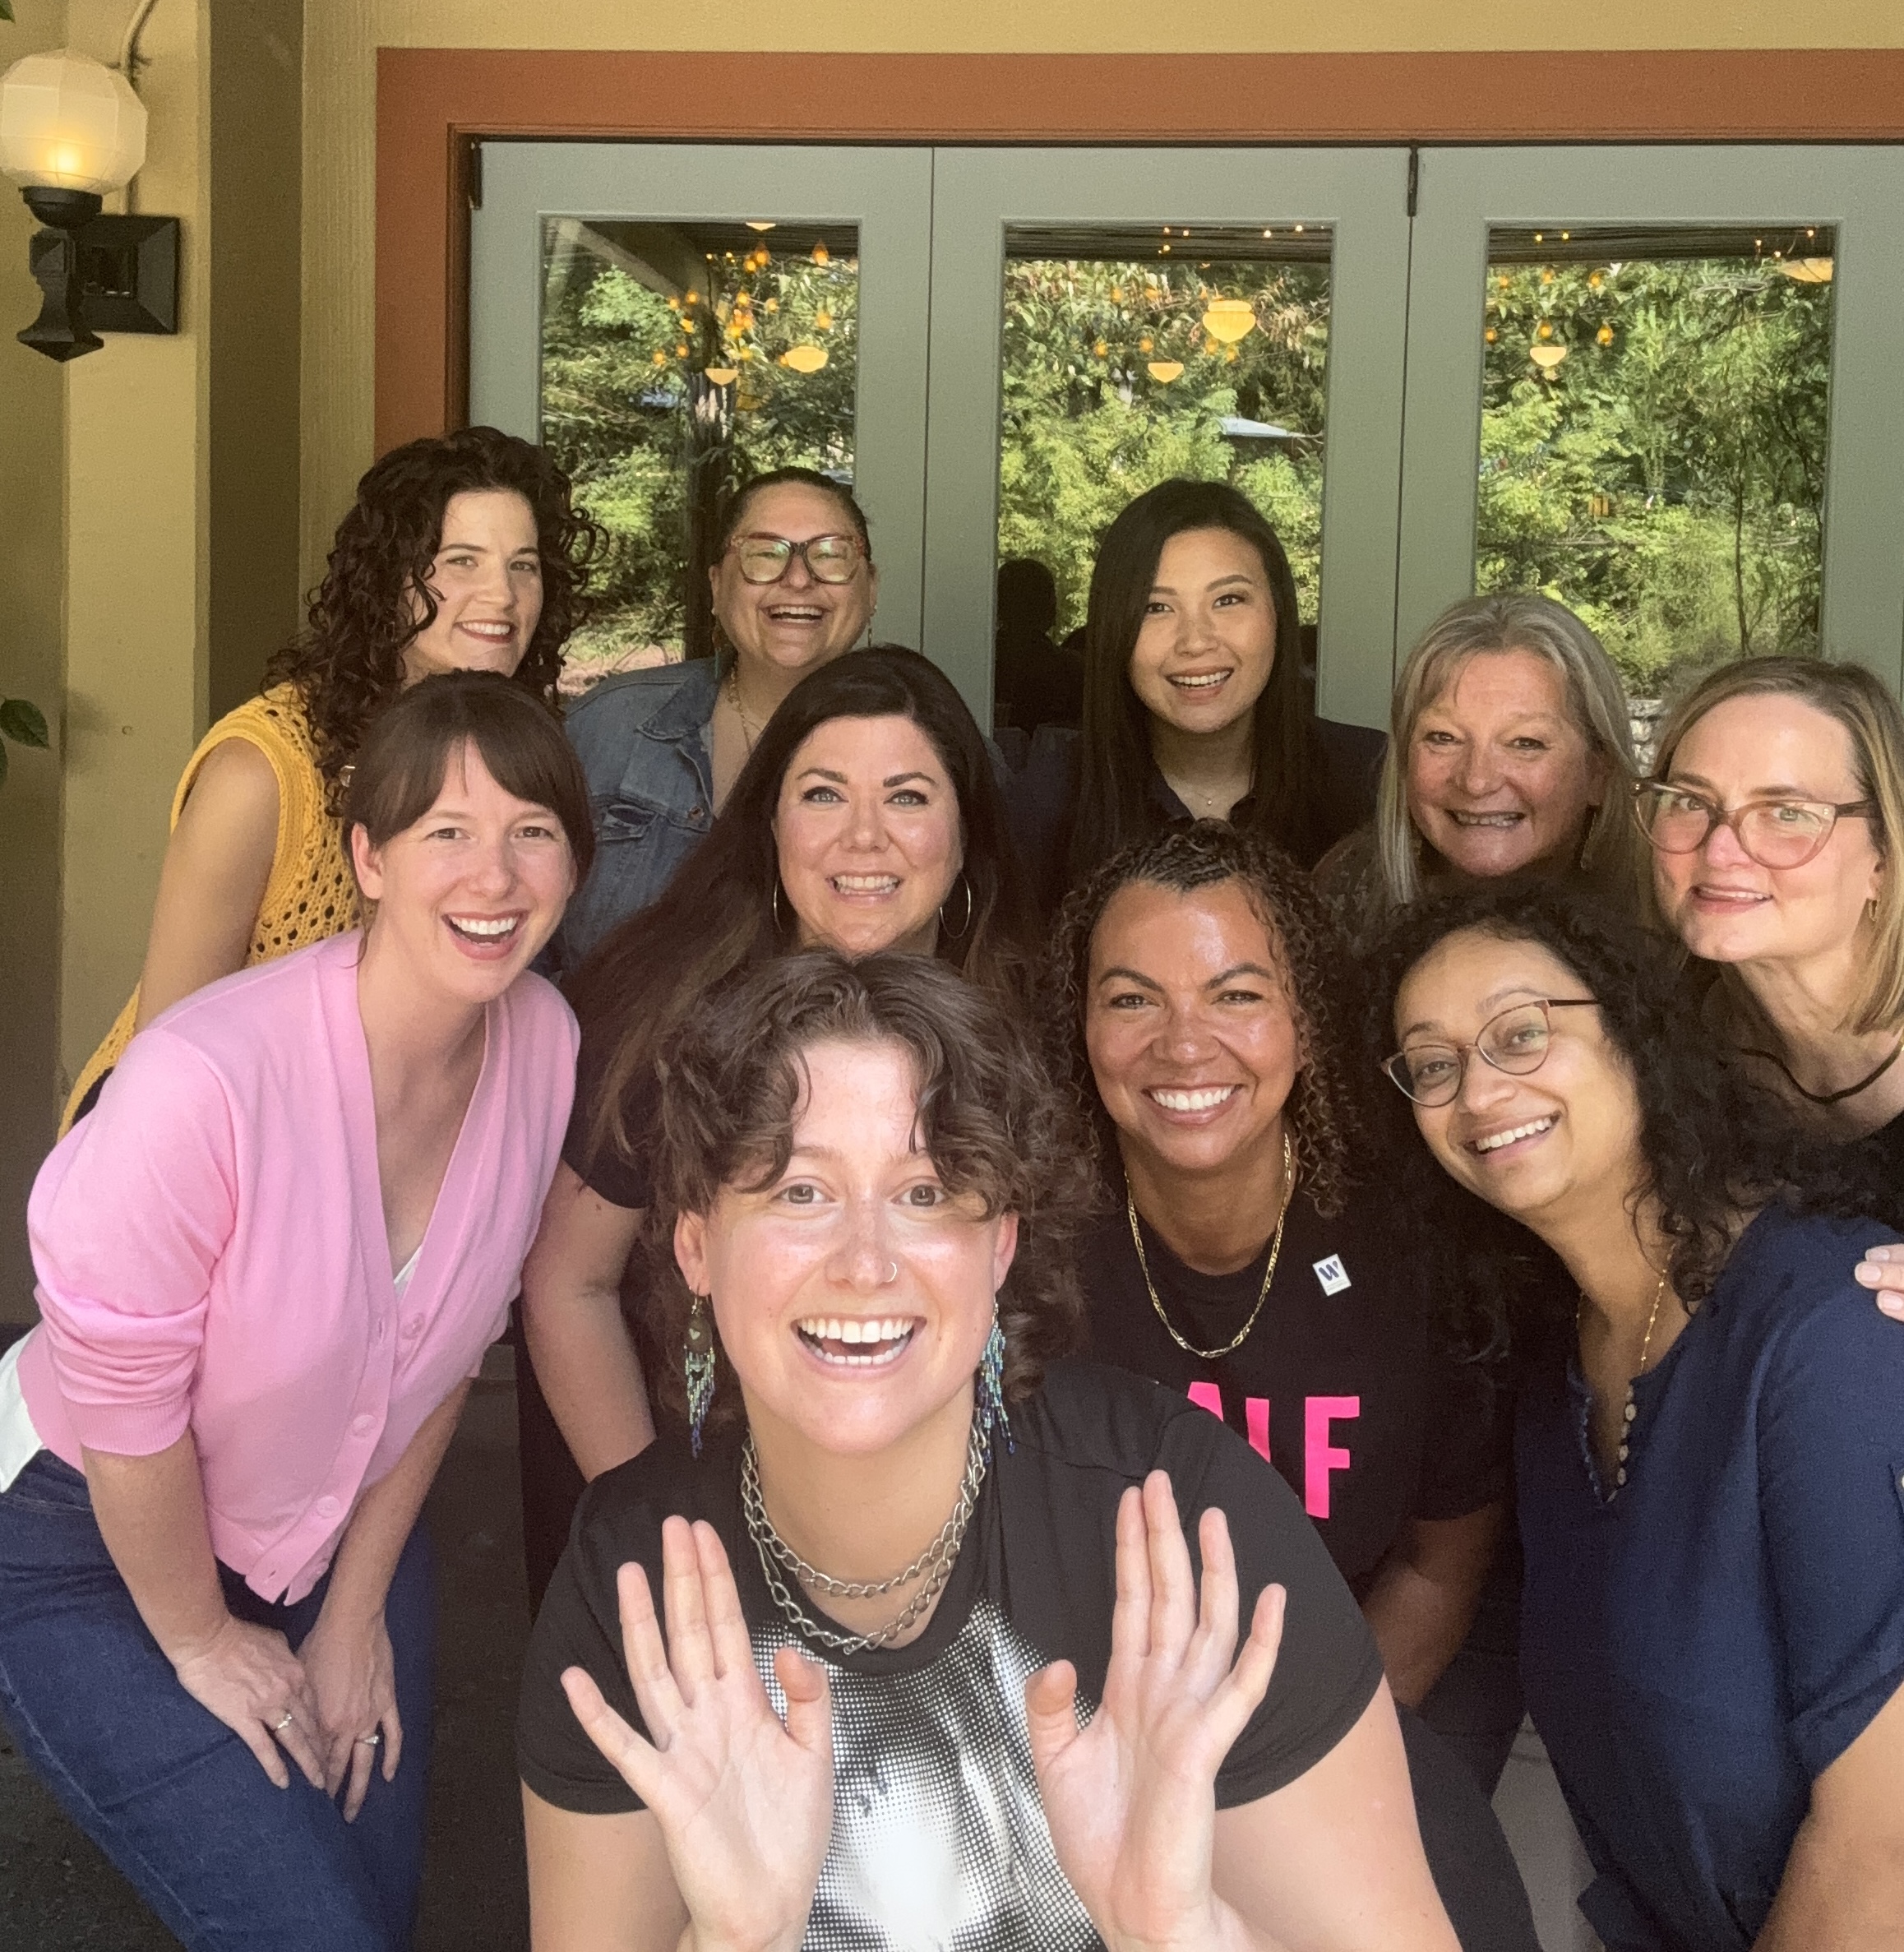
[
  {"left": 1026, "top": 1471, "right": 1284, "bottom": 1952},
  {"left": 561, "top": 1517, "right": 834, "bottom": 1952}
]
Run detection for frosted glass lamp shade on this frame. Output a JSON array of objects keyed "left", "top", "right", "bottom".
[{"left": 0, "top": 50, "right": 147, "bottom": 195}]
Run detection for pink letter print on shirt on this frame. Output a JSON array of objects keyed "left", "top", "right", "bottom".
[{"left": 1184, "top": 1385, "right": 1361, "bottom": 1516}]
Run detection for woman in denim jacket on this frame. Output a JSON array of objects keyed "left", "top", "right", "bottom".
[{"left": 548, "top": 468, "right": 879, "bottom": 977}]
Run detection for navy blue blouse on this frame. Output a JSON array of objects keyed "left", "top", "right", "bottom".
[{"left": 1518, "top": 1205, "right": 1904, "bottom": 1952}]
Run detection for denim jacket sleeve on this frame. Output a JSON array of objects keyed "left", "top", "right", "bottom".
[{"left": 548, "top": 661, "right": 721, "bottom": 981}]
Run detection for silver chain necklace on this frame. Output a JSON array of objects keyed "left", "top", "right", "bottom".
[{"left": 741, "top": 1413, "right": 988, "bottom": 1655}]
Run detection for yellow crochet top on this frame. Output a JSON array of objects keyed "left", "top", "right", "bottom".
[{"left": 61, "top": 686, "right": 359, "bottom": 1131}]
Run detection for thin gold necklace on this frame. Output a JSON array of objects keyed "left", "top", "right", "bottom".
[
  {"left": 1578, "top": 1270, "right": 1667, "bottom": 1496},
  {"left": 725, "top": 661, "right": 764, "bottom": 755},
  {"left": 1126, "top": 1131, "right": 1293, "bottom": 1361}
]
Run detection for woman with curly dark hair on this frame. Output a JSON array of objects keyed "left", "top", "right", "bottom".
[
  {"left": 1379, "top": 884, "right": 1904, "bottom": 1952},
  {"left": 519, "top": 950, "right": 1460, "bottom": 1952},
  {"left": 1045, "top": 821, "right": 1535, "bottom": 1950},
  {"left": 62, "top": 425, "right": 600, "bottom": 1127}
]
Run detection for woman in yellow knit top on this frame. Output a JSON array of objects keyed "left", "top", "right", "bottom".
[{"left": 64, "top": 426, "right": 603, "bottom": 1126}]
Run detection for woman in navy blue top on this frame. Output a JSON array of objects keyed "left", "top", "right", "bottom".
[{"left": 1375, "top": 884, "right": 1904, "bottom": 1952}]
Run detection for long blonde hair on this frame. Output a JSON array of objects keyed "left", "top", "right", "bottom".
[
  {"left": 1648, "top": 655, "right": 1904, "bottom": 1034},
  {"left": 1376, "top": 594, "right": 1640, "bottom": 909}
]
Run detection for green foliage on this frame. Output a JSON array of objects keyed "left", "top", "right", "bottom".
[
  {"left": 1477, "top": 256, "right": 1831, "bottom": 691},
  {"left": 0, "top": 696, "right": 49, "bottom": 790},
  {"left": 541, "top": 233, "right": 859, "bottom": 659},
  {"left": 543, "top": 225, "right": 1832, "bottom": 696},
  {"left": 997, "top": 257, "right": 1329, "bottom": 634}
]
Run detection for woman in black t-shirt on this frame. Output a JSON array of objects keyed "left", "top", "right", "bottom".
[
  {"left": 1045, "top": 822, "right": 1537, "bottom": 1949},
  {"left": 520, "top": 952, "right": 1458, "bottom": 1952},
  {"left": 519, "top": 648, "right": 1037, "bottom": 1599}
]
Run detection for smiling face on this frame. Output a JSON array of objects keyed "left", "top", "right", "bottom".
[
  {"left": 673, "top": 1038, "right": 1017, "bottom": 1457},
  {"left": 772, "top": 714, "right": 964, "bottom": 959},
  {"left": 1651, "top": 693, "right": 1883, "bottom": 972},
  {"left": 1407, "top": 649, "right": 1608, "bottom": 881},
  {"left": 351, "top": 739, "right": 575, "bottom": 1003},
  {"left": 1394, "top": 928, "right": 1640, "bottom": 1242},
  {"left": 1085, "top": 877, "right": 1304, "bottom": 1187},
  {"left": 400, "top": 489, "right": 544, "bottom": 686},
  {"left": 710, "top": 482, "right": 878, "bottom": 684},
  {"left": 1125, "top": 527, "right": 1278, "bottom": 739}
]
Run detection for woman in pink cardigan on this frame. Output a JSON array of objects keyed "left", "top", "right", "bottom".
[{"left": 0, "top": 672, "right": 590, "bottom": 1952}]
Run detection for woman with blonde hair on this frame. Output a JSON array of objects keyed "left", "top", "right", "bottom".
[
  {"left": 1634, "top": 655, "right": 1904, "bottom": 1316},
  {"left": 1316, "top": 594, "right": 1640, "bottom": 946}
]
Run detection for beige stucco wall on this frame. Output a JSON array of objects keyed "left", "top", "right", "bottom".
[
  {"left": 298, "top": 0, "right": 1904, "bottom": 591},
  {"left": 57, "top": 0, "right": 210, "bottom": 1097},
  {"left": 0, "top": 0, "right": 70, "bottom": 1316}
]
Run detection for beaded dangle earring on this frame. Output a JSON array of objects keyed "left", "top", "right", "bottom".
[
  {"left": 684, "top": 1296, "right": 717, "bottom": 1458},
  {"left": 980, "top": 1300, "right": 1012, "bottom": 1456}
]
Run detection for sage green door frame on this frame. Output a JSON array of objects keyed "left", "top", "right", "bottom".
[
  {"left": 1398, "top": 145, "right": 1904, "bottom": 691},
  {"left": 469, "top": 142, "right": 936, "bottom": 652},
  {"left": 922, "top": 147, "right": 1413, "bottom": 731}
]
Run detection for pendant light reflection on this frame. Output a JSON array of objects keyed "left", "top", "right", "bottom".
[
  {"left": 1529, "top": 342, "right": 1569, "bottom": 372},
  {"left": 704, "top": 365, "right": 739, "bottom": 386},
  {"left": 1781, "top": 258, "right": 1834, "bottom": 284},
  {"left": 1199, "top": 297, "right": 1255, "bottom": 344},
  {"left": 1146, "top": 359, "right": 1185, "bottom": 383},
  {"left": 781, "top": 343, "right": 828, "bottom": 373}
]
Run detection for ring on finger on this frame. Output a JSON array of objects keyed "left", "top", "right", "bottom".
[
  {"left": 354, "top": 1732, "right": 382, "bottom": 1748},
  {"left": 273, "top": 1709, "right": 296, "bottom": 1732}
]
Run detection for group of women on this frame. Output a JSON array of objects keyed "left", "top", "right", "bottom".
[{"left": 0, "top": 423, "right": 1900, "bottom": 1952}]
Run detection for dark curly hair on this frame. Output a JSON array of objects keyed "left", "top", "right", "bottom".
[
  {"left": 266, "top": 427, "right": 604, "bottom": 806},
  {"left": 1044, "top": 820, "right": 1359, "bottom": 1221},
  {"left": 641, "top": 951, "right": 1094, "bottom": 1440},
  {"left": 1364, "top": 883, "right": 1861, "bottom": 1353}
]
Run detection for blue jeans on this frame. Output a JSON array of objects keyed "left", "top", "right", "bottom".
[{"left": 0, "top": 1450, "right": 435, "bottom": 1950}]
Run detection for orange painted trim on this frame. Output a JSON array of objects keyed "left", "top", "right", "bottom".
[{"left": 376, "top": 47, "right": 1904, "bottom": 454}]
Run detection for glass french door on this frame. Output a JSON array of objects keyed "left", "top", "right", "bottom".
[
  {"left": 922, "top": 148, "right": 1411, "bottom": 730},
  {"left": 1397, "top": 146, "right": 1904, "bottom": 696},
  {"left": 470, "top": 140, "right": 1904, "bottom": 724},
  {"left": 469, "top": 144, "right": 935, "bottom": 668}
]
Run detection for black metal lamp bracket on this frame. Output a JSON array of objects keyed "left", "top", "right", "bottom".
[{"left": 17, "top": 186, "right": 179, "bottom": 361}]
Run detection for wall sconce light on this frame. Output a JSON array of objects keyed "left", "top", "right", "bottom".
[{"left": 0, "top": 47, "right": 179, "bottom": 361}]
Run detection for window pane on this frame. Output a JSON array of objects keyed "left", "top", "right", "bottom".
[
  {"left": 1478, "top": 225, "right": 1835, "bottom": 692},
  {"left": 996, "top": 223, "right": 1331, "bottom": 730},
  {"left": 538, "top": 217, "right": 860, "bottom": 687}
]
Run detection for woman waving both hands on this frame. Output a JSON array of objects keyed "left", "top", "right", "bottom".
[{"left": 520, "top": 954, "right": 1457, "bottom": 1952}]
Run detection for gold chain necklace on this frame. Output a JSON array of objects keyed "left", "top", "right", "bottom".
[
  {"left": 1125, "top": 1131, "right": 1293, "bottom": 1361},
  {"left": 1577, "top": 1270, "right": 1667, "bottom": 1497},
  {"left": 725, "top": 662, "right": 764, "bottom": 755}
]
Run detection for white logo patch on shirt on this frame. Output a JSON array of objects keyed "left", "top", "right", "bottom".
[{"left": 1312, "top": 1255, "right": 1352, "bottom": 1296}]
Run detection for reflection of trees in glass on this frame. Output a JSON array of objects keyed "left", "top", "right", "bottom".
[
  {"left": 541, "top": 235, "right": 858, "bottom": 663},
  {"left": 1479, "top": 259, "right": 1832, "bottom": 689},
  {"left": 998, "top": 259, "right": 1331, "bottom": 636}
]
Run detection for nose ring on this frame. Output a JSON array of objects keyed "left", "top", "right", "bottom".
[{"left": 884, "top": 1260, "right": 899, "bottom": 1284}]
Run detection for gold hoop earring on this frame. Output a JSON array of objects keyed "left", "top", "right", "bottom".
[{"left": 940, "top": 872, "right": 974, "bottom": 940}]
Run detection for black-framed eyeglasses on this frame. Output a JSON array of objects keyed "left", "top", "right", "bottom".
[
  {"left": 1633, "top": 779, "right": 1875, "bottom": 871},
  {"left": 1383, "top": 998, "right": 1599, "bottom": 1108},
  {"left": 727, "top": 531, "right": 863, "bottom": 585}
]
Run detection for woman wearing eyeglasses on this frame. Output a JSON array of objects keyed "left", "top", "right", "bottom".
[
  {"left": 549, "top": 467, "right": 880, "bottom": 978},
  {"left": 1636, "top": 657, "right": 1904, "bottom": 1319},
  {"left": 1375, "top": 882, "right": 1904, "bottom": 1952}
]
